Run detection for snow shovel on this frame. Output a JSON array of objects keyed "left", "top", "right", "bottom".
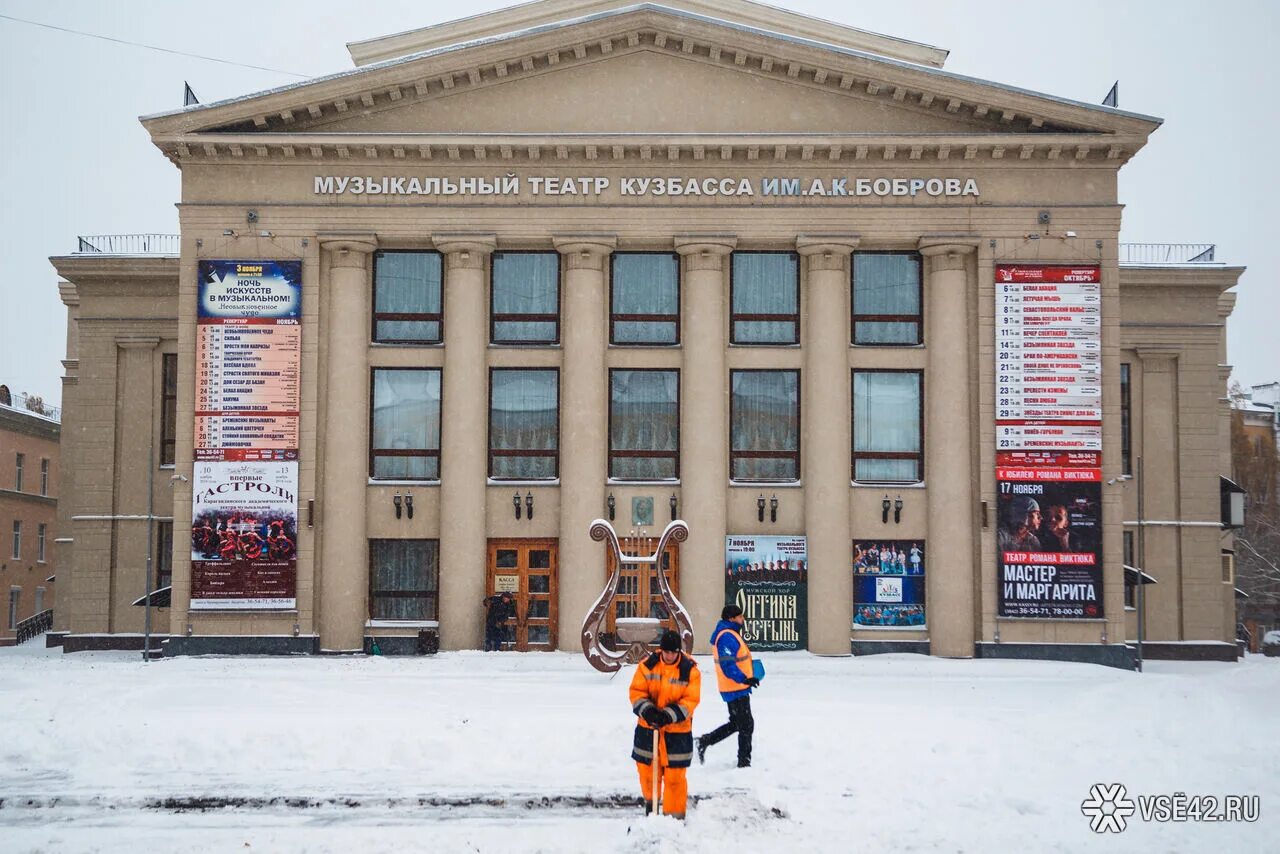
[{"left": 651, "top": 726, "right": 661, "bottom": 818}]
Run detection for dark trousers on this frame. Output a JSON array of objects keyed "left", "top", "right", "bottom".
[
  {"left": 484, "top": 625, "right": 505, "bottom": 651},
  {"left": 702, "top": 696, "right": 754, "bottom": 766}
]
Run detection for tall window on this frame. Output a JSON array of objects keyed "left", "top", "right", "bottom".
[
  {"left": 610, "top": 370, "right": 679, "bottom": 480},
  {"left": 731, "top": 252, "right": 799, "bottom": 345},
  {"left": 489, "top": 369, "right": 559, "bottom": 479},
  {"left": 373, "top": 251, "right": 443, "bottom": 344},
  {"left": 161, "top": 353, "right": 178, "bottom": 466},
  {"left": 853, "top": 370, "right": 923, "bottom": 483},
  {"left": 39, "top": 459, "right": 49, "bottom": 496},
  {"left": 369, "top": 539, "right": 439, "bottom": 621},
  {"left": 491, "top": 252, "right": 560, "bottom": 344},
  {"left": 611, "top": 253, "right": 679, "bottom": 345},
  {"left": 15, "top": 453, "right": 24, "bottom": 491},
  {"left": 370, "top": 368, "right": 442, "bottom": 480},
  {"left": 1123, "top": 531, "right": 1136, "bottom": 609},
  {"left": 156, "top": 521, "right": 173, "bottom": 590},
  {"left": 7, "top": 587, "right": 18, "bottom": 630},
  {"left": 1120, "top": 363, "right": 1132, "bottom": 475},
  {"left": 730, "top": 370, "right": 800, "bottom": 481},
  {"left": 11, "top": 521, "right": 20, "bottom": 560},
  {"left": 853, "top": 252, "right": 922, "bottom": 345},
  {"left": 37, "top": 524, "right": 46, "bottom": 562}
]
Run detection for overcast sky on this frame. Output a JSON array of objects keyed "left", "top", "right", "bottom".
[{"left": 2, "top": 0, "right": 1276, "bottom": 406}]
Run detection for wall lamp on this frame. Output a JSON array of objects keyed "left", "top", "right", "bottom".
[
  {"left": 222, "top": 228, "right": 236, "bottom": 236},
  {"left": 525, "top": 491, "right": 534, "bottom": 520},
  {"left": 669, "top": 493, "right": 678, "bottom": 522},
  {"left": 770, "top": 494, "right": 778, "bottom": 524},
  {"left": 882, "top": 495, "right": 891, "bottom": 524},
  {"left": 405, "top": 492, "right": 414, "bottom": 520},
  {"left": 607, "top": 492, "right": 616, "bottom": 521},
  {"left": 513, "top": 492, "right": 522, "bottom": 520},
  {"left": 757, "top": 494, "right": 766, "bottom": 523},
  {"left": 894, "top": 495, "right": 904, "bottom": 525},
  {"left": 393, "top": 492, "right": 403, "bottom": 520}
]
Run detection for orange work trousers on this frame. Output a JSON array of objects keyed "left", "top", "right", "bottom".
[{"left": 635, "top": 729, "right": 688, "bottom": 816}]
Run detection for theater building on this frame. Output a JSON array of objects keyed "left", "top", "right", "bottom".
[{"left": 49, "top": 0, "right": 1245, "bottom": 665}]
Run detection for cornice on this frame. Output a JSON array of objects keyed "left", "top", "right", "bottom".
[
  {"left": 1117, "top": 265, "right": 1246, "bottom": 293},
  {"left": 49, "top": 255, "right": 181, "bottom": 284}
]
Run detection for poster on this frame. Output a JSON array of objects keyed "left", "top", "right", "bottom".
[
  {"left": 192, "top": 260, "right": 301, "bottom": 610},
  {"left": 724, "top": 535, "right": 807, "bottom": 651},
  {"left": 853, "top": 539, "right": 926, "bottom": 628},
  {"left": 189, "top": 461, "right": 298, "bottom": 610}
]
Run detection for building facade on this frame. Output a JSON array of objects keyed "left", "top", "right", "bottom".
[
  {"left": 50, "top": 0, "right": 1244, "bottom": 665},
  {"left": 0, "top": 388, "right": 59, "bottom": 645}
]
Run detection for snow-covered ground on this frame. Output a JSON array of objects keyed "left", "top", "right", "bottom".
[{"left": 1, "top": 642, "right": 1275, "bottom": 853}]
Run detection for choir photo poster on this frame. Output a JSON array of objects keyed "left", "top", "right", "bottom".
[
  {"left": 853, "top": 540, "right": 926, "bottom": 628},
  {"left": 724, "top": 535, "right": 807, "bottom": 650}
]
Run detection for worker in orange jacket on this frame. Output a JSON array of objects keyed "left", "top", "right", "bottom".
[{"left": 629, "top": 629, "right": 701, "bottom": 819}]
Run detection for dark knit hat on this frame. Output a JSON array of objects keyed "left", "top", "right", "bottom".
[
  {"left": 722, "top": 604, "right": 744, "bottom": 621},
  {"left": 659, "top": 629, "right": 682, "bottom": 652}
]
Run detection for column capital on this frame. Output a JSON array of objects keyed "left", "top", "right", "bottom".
[
  {"left": 1136, "top": 348, "right": 1179, "bottom": 372},
  {"left": 675, "top": 235, "right": 736, "bottom": 272},
  {"left": 319, "top": 233, "right": 378, "bottom": 269},
  {"left": 115, "top": 336, "right": 161, "bottom": 350},
  {"left": 432, "top": 233, "right": 496, "bottom": 270},
  {"left": 797, "top": 235, "right": 860, "bottom": 273},
  {"left": 918, "top": 236, "right": 979, "bottom": 273},
  {"left": 553, "top": 235, "right": 617, "bottom": 271}
]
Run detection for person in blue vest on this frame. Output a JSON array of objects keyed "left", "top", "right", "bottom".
[{"left": 695, "top": 604, "right": 759, "bottom": 768}]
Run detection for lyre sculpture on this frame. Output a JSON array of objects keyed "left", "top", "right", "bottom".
[{"left": 580, "top": 518, "right": 693, "bottom": 673}]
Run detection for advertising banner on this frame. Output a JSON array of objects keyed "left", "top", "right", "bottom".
[
  {"left": 192, "top": 260, "right": 301, "bottom": 610},
  {"left": 853, "top": 540, "right": 926, "bottom": 628},
  {"left": 724, "top": 535, "right": 807, "bottom": 651},
  {"left": 189, "top": 461, "right": 298, "bottom": 610}
]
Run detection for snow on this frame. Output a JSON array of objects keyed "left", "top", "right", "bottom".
[{"left": 1, "top": 642, "right": 1277, "bottom": 852}]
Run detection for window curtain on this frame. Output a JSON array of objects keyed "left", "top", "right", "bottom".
[
  {"left": 853, "top": 253, "right": 921, "bottom": 344},
  {"left": 732, "top": 253, "right": 798, "bottom": 343},
  {"left": 375, "top": 252, "right": 442, "bottom": 341},
  {"left": 371, "top": 540, "right": 439, "bottom": 620},
  {"left": 493, "top": 252, "right": 559, "bottom": 342},
  {"left": 612, "top": 254, "right": 678, "bottom": 343},
  {"left": 731, "top": 371, "right": 799, "bottom": 480},
  {"left": 610, "top": 370, "right": 679, "bottom": 479},
  {"left": 853, "top": 371, "right": 921, "bottom": 481},
  {"left": 491, "top": 370, "right": 558, "bottom": 478},
  {"left": 372, "top": 369, "right": 441, "bottom": 479}
]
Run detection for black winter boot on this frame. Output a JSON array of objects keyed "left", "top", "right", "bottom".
[{"left": 696, "top": 737, "right": 707, "bottom": 765}]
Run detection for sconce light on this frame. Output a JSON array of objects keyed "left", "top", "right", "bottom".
[
  {"left": 607, "top": 493, "right": 616, "bottom": 521},
  {"left": 405, "top": 493, "right": 414, "bottom": 520},
  {"left": 525, "top": 491, "right": 534, "bottom": 520},
  {"left": 392, "top": 492, "right": 403, "bottom": 520},
  {"left": 513, "top": 492, "right": 522, "bottom": 520},
  {"left": 669, "top": 492, "right": 678, "bottom": 522},
  {"left": 757, "top": 494, "right": 766, "bottom": 523},
  {"left": 770, "top": 494, "right": 778, "bottom": 524},
  {"left": 222, "top": 228, "right": 236, "bottom": 236},
  {"left": 882, "top": 495, "right": 891, "bottom": 524},
  {"left": 259, "top": 230, "right": 273, "bottom": 238},
  {"left": 894, "top": 495, "right": 903, "bottom": 525}
]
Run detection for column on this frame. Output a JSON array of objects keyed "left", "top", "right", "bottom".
[
  {"left": 797, "top": 236, "right": 860, "bottom": 655},
  {"left": 675, "top": 236, "right": 736, "bottom": 643},
  {"left": 919, "top": 239, "right": 978, "bottom": 658},
  {"left": 317, "top": 235, "right": 377, "bottom": 651},
  {"left": 1136, "top": 350, "right": 1180, "bottom": 640},
  {"left": 113, "top": 335, "right": 161, "bottom": 632},
  {"left": 553, "top": 235, "right": 616, "bottom": 648},
  {"left": 434, "top": 234, "right": 496, "bottom": 650}
]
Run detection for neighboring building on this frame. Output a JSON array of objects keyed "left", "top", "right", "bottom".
[
  {"left": 50, "top": 0, "right": 1245, "bottom": 666},
  {"left": 0, "top": 387, "right": 60, "bottom": 645},
  {"left": 1230, "top": 382, "right": 1279, "bottom": 652}
]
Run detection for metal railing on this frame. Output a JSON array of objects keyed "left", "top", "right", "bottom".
[
  {"left": 1119, "top": 243, "right": 1216, "bottom": 264},
  {"left": 0, "top": 391, "right": 60, "bottom": 422},
  {"left": 76, "top": 234, "right": 180, "bottom": 255},
  {"left": 16, "top": 609, "right": 53, "bottom": 644}
]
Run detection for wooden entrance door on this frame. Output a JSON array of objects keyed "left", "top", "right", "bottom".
[
  {"left": 487, "top": 539, "right": 558, "bottom": 651},
  {"left": 605, "top": 537, "right": 680, "bottom": 638}
]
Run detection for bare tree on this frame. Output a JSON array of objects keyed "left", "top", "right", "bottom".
[{"left": 1231, "top": 401, "right": 1280, "bottom": 604}]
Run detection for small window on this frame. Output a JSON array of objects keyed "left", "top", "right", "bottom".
[
  {"left": 15, "top": 452, "right": 24, "bottom": 492},
  {"left": 730, "top": 370, "right": 800, "bottom": 481},
  {"left": 1222, "top": 551, "right": 1234, "bottom": 584},
  {"left": 491, "top": 252, "right": 560, "bottom": 344},
  {"left": 35, "top": 587, "right": 44, "bottom": 615},
  {"left": 610, "top": 253, "right": 679, "bottom": 345},
  {"left": 490, "top": 369, "right": 559, "bottom": 479},
  {"left": 40, "top": 458, "right": 49, "bottom": 496},
  {"left": 1120, "top": 363, "right": 1132, "bottom": 475},
  {"left": 369, "top": 539, "right": 439, "bottom": 621},
  {"left": 373, "top": 251, "right": 443, "bottom": 343},
  {"left": 1123, "top": 531, "right": 1136, "bottom": 609},
  {"left": 609, "top": 369, "right": 680, "bottom": 480},
  {"left": 156, "top": 521, "right": 173, "bottom": 590},
  {"left": 853, "top": 252, "right": 922, "bottom": 345},
  {"left": 852, "top": 370, "right": 923, "bottom": 483},
  {"left": 37, "top": 524, "right": 46, "bottom": 562},
  {"left": 161, "top": 353, "right": 178, "bottom": 466},
  {"left": 11, "top": 520, "right": 20, "bottom": 560},
  {"left": 370, "top": 369, "right": 442, "bottom": 480},
  {"left": 731, "top": 252, "right": 799, "bottom": 345},
  {"left": 7, "top": 587, "right": 19, "bottom": 630}
]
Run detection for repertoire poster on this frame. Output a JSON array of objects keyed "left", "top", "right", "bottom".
[
  {"left": 724, "top": 535, "right": 807, "bottom": 651},
  {"left": 853, "top": 540, "right": 926, "bottom": 628}
]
